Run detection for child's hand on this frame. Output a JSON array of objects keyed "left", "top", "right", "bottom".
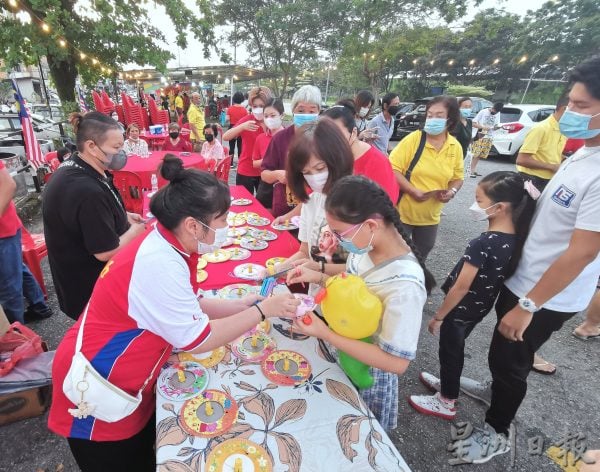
[
  {"left": 428, "top": 318, "right": 443, "bottom": 336},
  {"left": 286, "top": 264, "right": 322, "bottom": 285},
  {"left": 292, "top": 312, "right": 329, "bottom": 339}
]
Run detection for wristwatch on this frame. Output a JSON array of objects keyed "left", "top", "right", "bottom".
[
  {"left": 518, "top": 297, "right": 540, "bottom": 313},
  {"left": 450, "top": 187, "right": 458, "bottom": 196}
]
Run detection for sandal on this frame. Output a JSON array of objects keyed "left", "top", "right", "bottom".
[
  {"left": 532, "top": 360, "right": 557, "bottom": 375},
  {"left": 572, "top": 330, "right": 600, "bottom": 341}
]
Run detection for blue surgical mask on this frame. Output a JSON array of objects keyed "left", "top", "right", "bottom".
[
  {"left": 423, "top": 117, "right": 447, "bottom": 136},
  {"left": 337, "top": 223, "right": 374, "bottom": 255},
  {"left": 460, "top": 108, "right": 472, "bottom": 118},
  {"left": 559, "top": 108, "right": 600, "bottom": 139},
  {"left": 293, "top": 113, "right": 318, "bottom": 127}
]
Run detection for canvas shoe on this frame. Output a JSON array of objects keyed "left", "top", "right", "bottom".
[
  {"left": 418, "top": 372, "right": 492, "bottom": 407},
  {"left": 447, "top": 422, "right": 510, "bottom": 465},
  {"left": 408, "top": 392, "right": 457, "bottom": 420}
]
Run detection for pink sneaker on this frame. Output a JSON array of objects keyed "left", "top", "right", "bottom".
[{"left": 408, "top": 392, "right": 457, "bottom": 420}]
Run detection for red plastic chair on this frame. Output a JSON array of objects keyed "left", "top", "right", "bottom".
[
  {"left": 21, "top": 227, "right": 48, "bottom": 299},
  {"left": 214, "top": 156, "right": 232, "bottom": 183},
  {"left": 114, "top": 171, "right": 144, "bottom": 214}
]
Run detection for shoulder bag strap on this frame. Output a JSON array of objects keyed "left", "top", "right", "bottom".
[{"left": 404, "top": 130, "right": 427, "bottom": 183}]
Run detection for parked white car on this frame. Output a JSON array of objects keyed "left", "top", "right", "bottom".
[{"left": 492, "top": 104, "right": 556, "bottom": 159}]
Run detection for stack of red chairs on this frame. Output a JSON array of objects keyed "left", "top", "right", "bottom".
[
  {"left": 147, "top": 97, "right": 170, "bottom": 126},
  {"left": 115, "top": 104, "right": 125, "bottom": 124},
  {"left": 120, "top": 92, "right": 146, "bottom": 131},
  {"left": 92, "top": 91, "right": 113, "bottom": 114},
  {"left": 214, "top": 156, "right": 232, "bottom": 183},
  {"left": 21, "top": 227, "right": 48, "bottom": 299},
  {"left": 101, "top": 91, "right": 116, "bottom": 113}
]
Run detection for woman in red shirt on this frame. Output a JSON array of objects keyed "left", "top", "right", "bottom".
[
  {"left": 324, "top": 101, "right": 400, "bottom": 203},
  {"left": 223, "top": 87, "right": 272, "bottom": 195},
  {"left": 226, "top": 91, "right": 249, "bottom": 166},
  {"left": 161, "top": 123, "right": 192, "bottom": 153}
]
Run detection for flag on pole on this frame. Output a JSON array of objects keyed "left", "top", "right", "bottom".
[
  {"left": 76, "top": 83, "right": 88, "bottom": 112},
  {"left": 11, "top": 79, "right": 45, "bottom": 170}
]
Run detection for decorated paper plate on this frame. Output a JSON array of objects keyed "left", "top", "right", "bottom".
[
  {"left": 218, "top": 283, "right": 260, "bottom": 300},
  {"left": 202, "top": 249, "right": 232, "bottom": 263},
  {"left": 231, "top": 332, "right": 277, "bottom": 363},
  {"left": 205, "top": 438, "right": 273, "bottom": 472},
  {"left": 246, "top": 216, "right": 271, "bottom": 227},
  {"left": 271, "top": 220, "right": 298, "bottom": 231},
  {"left": 227, "top": 213, "right": 247, "bottom": 227},
  {"left": 220, "top": 238, "right": 235, "bottom": 248},
  {"left": 226, "top": 247, "right": 252, "bottom": 261},
  {"left": 196, "top": 270, "right": 208, "bottom": 283},
  {"left": 197, "top": 258, "right": 208, "bottom": 270},
  {"left": 180, "top": 390, "right": 238, "bottom": 437},
  {"left": 178, "top": 346, "right": 226, "bottom": 368},
  {"left": 265, "top": 257, "right": 287, "bottom": 270},
  {"left": 247, "top": 228, "right": 278, "bottom": 241},
  {"left": 293, "top": 293, "right": 316, "bottom": 318},
  {"left": 231, "top": 198, "right": 253, "bottom": 206},
  {"left": 227, "top": 227, "right": 247, "bottom": 238},
  {"left": 261, "top": 350, "right": 312, "bottom": 386},
  {"left": 240, "top": 239, "right": 269, "bottom": 251},
  {"left": 233, "top": 263, "right": 265, "bottom": 281},
  {"left": 157, "top": 362, "right": 209, "bottom": 401}
]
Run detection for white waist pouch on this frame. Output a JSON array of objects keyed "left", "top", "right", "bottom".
[{"left": 63, "top": 304, "right": 166, "bottom": 423}]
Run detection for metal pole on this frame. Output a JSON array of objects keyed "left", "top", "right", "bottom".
[
  {"left": 324, "top": 66, "right": 331, "bottom": 105},
  {"left": 520, "top": 66, "right": 536, "bottom": 104},
  {"left": 37, "top": 56, "right": 53, "bottom": 120}
]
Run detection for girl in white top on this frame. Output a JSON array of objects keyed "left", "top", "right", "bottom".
[
  {"left": 287, "top": 175, "right": 435, "bottom": 431},
  {"left": 276, "top": 118, "right": 354, "bottom": 297},
  {"left": 123, "top": 123, "right": 149, "bottom": 156}
]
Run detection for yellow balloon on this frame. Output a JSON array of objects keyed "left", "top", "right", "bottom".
[{"left": 319, "top": 273, "right": 382, "bottom": 339}]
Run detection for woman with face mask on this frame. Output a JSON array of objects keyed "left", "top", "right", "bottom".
[
  {"left": 275, "top": 118, "right": 354, "bottom": 298},
  {"left": 390, "top": 96, "right": 464, "bottom": 260},
  {"left": 48, "top": 155, "right": 300, "bottom": 471},
  {"left": 161, "top": 123, "right": 192, "bottom": 152},
  {"left": 366, "top": 92, "right": 400, "bottom": 154},
  {"left": 222, "top": 86, "right": 272, "bottom": 194},
  {"left": 252, "top": 98, "right": 286, "bottom": 209},
  {"left": 451, "top": 97, "right": 474, "bottom": 160},
  {"left": 42, "top": 112, "right": 147, "bottom": 320},
  {"left": 353, "top": 90, "right": 375, "bottom": 139},
  {"left": 200, "top": 124, "right": 224, "bottom": 163},
  {"left": 123, "top": 123, "right": 149, "bottom": 157}
]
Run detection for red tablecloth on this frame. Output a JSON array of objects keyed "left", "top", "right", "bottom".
[
  {"left": 116, "top": 151, "right": 209, "bottom": 190},
  {"left": 139, "top": 131, "right": 169, "bottom": 150}
]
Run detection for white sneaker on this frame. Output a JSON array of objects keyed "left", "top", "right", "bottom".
[
  {"left": 408, "top": 392, "right": 457, "bottom": 420},
  {"left": 418, "top": 372, "right": 492, "bottom": 407},
  {"left": 448, "top": 422, "right": 510, "bottom": 465}
]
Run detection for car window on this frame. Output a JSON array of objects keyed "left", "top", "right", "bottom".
[
  {"left": 499, "top": 107, "right": 523, "bottom": 123},
  {"left": 529, "top": 108, "right": 554, "bottom": 122},
  {"left": 0, "top": 117, "right": 13, "bottom": 132}
]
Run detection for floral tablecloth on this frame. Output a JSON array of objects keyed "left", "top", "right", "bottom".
[{"left": 155, "top": 287, "right": 411, "bottom": 472}]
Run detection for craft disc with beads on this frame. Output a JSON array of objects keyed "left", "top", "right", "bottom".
[
  {"left": 247, "top": 228, "right": 278, "bottom": 241},
  {"left": 293, "top": 293, "right": 316, "bottom": 318},
  {"left": 265, "top": 257, "right": 287, "bottom": 271},
  {"left": 231, "top": 198, "right": 253, "bottom": 206},
  {"left": 178, "top": 346, "right": 226, "bottom": 368},
  {"left": 196, "top": 270, "right": 208, "bottom": 283},
  {"left": 220, "top": 238, "right": 235, "bottom": 248},
  {"left": 226, "top": 247, "right": 252, "bottom": 261},
  {"left": 227, "top": 227, "right": 247, "bottom": 238},
  {"left": 233, "top": 264, "right": 265, "bottom": 280},
  {"left": 180, "top": 389, "right": 238, "bottom": 437},
  {"left": 218, "top": 283, "right": 260, "bottom": 300},
  {"left": 246, "top": 215, "right": 271, "bottom": 227},
  {"left": 157, "top": 362, "right": 209, "bottom": 401},
  {"left": 231, "top": 332, "right": 277, "bottom": 363},
  {"left": 271, "top": 220, "right": 299, "bottom": 231},
  {"left": 196, "top": 258, "right": 208, "bottom": 270},
  {"left": 261, "top": 350, "right": 311, "bottom": 386},
  {"left": 202, "top": 249, "right": 232, "bottom": 263},
  {"left": 205, "top": 438, "right": 273, "bottom": 472},
  {"left": 227, "top": 213, "right": 247, "bottom": 227},
  {"left": 240, "top": 239, "right": 268, "bottom": 251}
]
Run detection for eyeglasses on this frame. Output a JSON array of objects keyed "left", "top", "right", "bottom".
[{"left": 331, "top": 223, "right": 362, "bottom": 242}]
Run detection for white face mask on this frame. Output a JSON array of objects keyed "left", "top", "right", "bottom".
[
  {"left": 264, "top": 116, "right": 282, "bottom": 130},
  {"left": 468, "top": 201, "right": 498, "bottom": 221},
  {"left": 252, "top": 107, "right": 264, "bottom": 120},
  {"left": 359, "top": 107, "right": 370, "bottom": 118},
  {"left": 195, "top": 219, "right": 229, "bottom": 253},
  {"left": 303, "top": 170, "right": 329, "bottom": 193}
]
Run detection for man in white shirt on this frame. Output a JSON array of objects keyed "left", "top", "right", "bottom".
[
  {"left": 455, "top": 56, "right": 600, "bottom": 465},
  {"left": 470, "top": 102, "right": 504, "bottom": 177}
]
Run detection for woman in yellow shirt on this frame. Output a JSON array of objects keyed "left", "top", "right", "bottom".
[{"left": 390, "top": 96, "right": 464, "bottom": 259}]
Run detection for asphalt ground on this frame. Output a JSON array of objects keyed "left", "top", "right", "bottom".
[{"left": 1, "top": 156, "right": 598, "bottom": 472}]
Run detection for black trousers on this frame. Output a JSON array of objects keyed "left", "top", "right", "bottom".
[
  {"left": 235, "top": 174, "right": 260, "bottom": 195},
  {"left": 485, "top": 287, "right": 576, "bottom": 435},
  {"left": 67, "top": 414, "right": 156, "bottom": 472},
  {"left": 229, "top": 133, "right": 242, "bottom": 163},
  {"left": 518, "top": 172, "right": 550, "bottom": 192},
  {"left": 439, "top": 311, "right": 486, "bottom": 399}
]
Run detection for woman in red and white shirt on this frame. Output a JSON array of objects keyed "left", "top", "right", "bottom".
[{"left": 48, "top": 155, "right": 299, "bottom": 471}]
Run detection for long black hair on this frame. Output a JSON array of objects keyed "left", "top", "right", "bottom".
[
  {"left": 479, "top": 171, "right": 537, "bottom": 277},
  {"left": 150, "top": 154, "right": 230, "bottom": 231},
  {"left": 325, "top": 175, "right": 436, "bottom": 294}
]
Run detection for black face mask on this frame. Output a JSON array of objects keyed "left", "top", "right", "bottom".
[
  {"left": 169, "top": 132, "right": 179, "bottom": 139},
  {"left": 387, "top": 105, "right": 400, "bottom": 115},
  {"left": 205, "top": 134, "right": 214, "bottom": 142}
]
